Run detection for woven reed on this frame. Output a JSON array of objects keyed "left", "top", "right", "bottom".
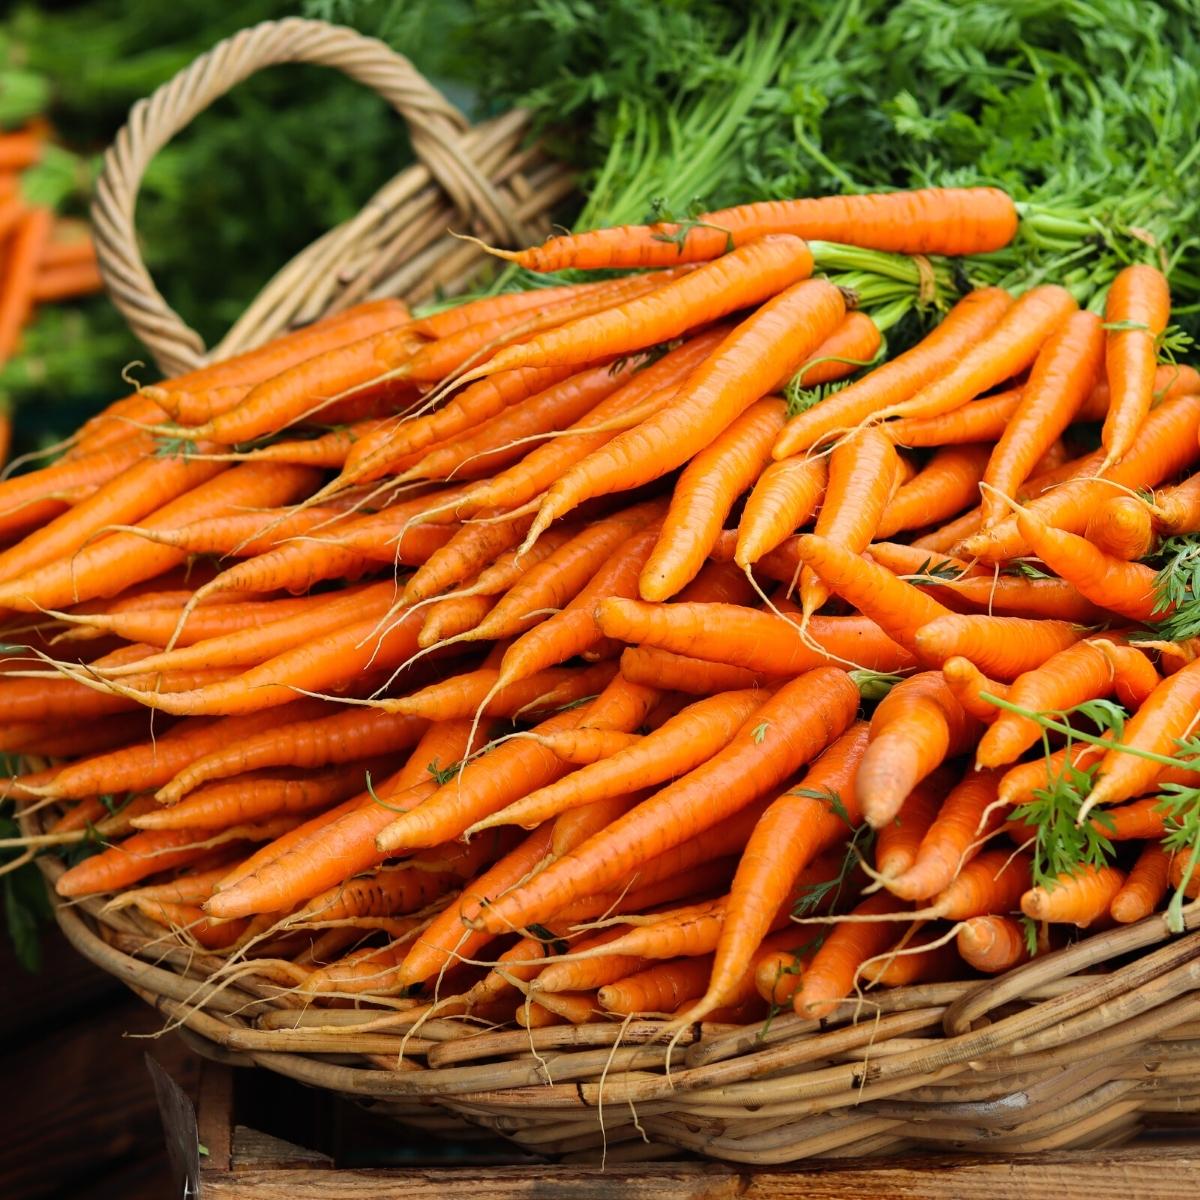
[
  {"left": 90, "top": 17, "right": 572, "bottom": 376},
  {"left": 24, "top": 797, "right": 1200, "bottom": 1166}
]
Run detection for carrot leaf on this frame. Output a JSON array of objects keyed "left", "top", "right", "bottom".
[{"left": 1018, "top": 915, "right": 1040, "bottom": 958}]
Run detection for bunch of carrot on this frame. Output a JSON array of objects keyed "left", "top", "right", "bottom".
[
  {"left": 0, "top": 122, "right": 104, "bottom": 459},
  {"left": 2, "top": 184, "right": 1198, "bottom": 1035}
]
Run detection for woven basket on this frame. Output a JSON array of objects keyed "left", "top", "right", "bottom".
[
  {"left": 34, "top": 15, "right": 1200, "bottom": 1169},
  {"left": 28, "top": 794, "right": 1200, "bottom": 1164},
  {"left": 89, "top": 16, "right": 573, "bottom": 376}
]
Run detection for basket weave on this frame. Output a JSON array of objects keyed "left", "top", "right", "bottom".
[
  {"left": 47, "top": 14, "right": 1200, "bottom": 1169},
  {"left": 90, "top": 17, "right": 573, "bottom": 376},
  {"left": 28, "top": 799, "right": 1200, "bottom": 1165}
]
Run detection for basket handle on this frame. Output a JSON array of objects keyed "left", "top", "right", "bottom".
[{"left": 91, "top": 17, "right": 533, "bottom": 376}]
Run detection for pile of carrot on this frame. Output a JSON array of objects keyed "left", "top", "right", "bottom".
[
  {"left": 2, "top": 183, "right": 1198, "bottom": 1035},
  {"left": 0, "top": 122, "right": 104, "bottom": 459}
]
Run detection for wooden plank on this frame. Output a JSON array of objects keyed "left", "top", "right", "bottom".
[
  {"left": 197, "top": 1060, "right": 235, "bottom": 1175},
  {"left": 232, "top": 1127, "right": 333, "bottom": 1171},
  {"left": 200, "top": 1148, "right": 1200, "bottom": 1200}
]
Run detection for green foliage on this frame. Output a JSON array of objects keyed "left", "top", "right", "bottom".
[
  {"left": 0, "top": 814, "right": 51, "bottom": 972},
  {"left": 1146, "top": 534, "right": 1200, "bottom": 641}
]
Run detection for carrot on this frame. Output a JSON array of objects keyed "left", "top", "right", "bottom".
[
  {"left": 568, "top": 669, "right": 661, "bottom": 733},
  {"left": 640, "top": 398, "right": 787, "bottom": 600},
  {"left": 596, "top": 598, "right": 916, "bottom": 675},
  {"left": 36, "top": 701, "right": 328, "bottom": 800},
  {"left": 527, "top": 728, "right": 644, "bottom": 764},
  {"left": 410, "top": 281, "right": 611, "bottom": 339},
  {"left": 998, "top": 739, "right": 1110, "bottom": 809},
  {"left": 678, "top": 722, "right": 870, "bottom": 1014},
  {"left": 1084, "top": 496, "right": 1155, "bottom": 561},
  {"left": 295, "top": 866, "right": 461, "bottom": 925},
  {"left": 61, "top": 595, "right": 333, "bottom": 651},
  {"left": 490, "top": 523, "right": 664, "bottom": 691},
  {"left": 754, "top": 943, "right": 810, "bottom": 1006},
  {"left": 882, "top": 286, "right": 1078, "bottom": 423},
  {"left": 0, "top": 130, "right": 43, "bottom": 171},
  {"left": 886, "top": 387, "right": 1023, "bottom": 448},
  {"left": 773, "top": 289, "right": 1013, "bottom": 456},
  {"left": 465, "top": 689, "right": 764, "bottom": 836},
  {"left": 134, "top": 765, "right": 380, "bottom": 831},
  {"left": 40, "top": 230, "right": 97, "bottom": 269},
  {"left": 1021, "top": 864, "right": 1125, "bottom": 926},
  {"left": 860, "top": 928, "right": 961, "bottom": 987},
  {"left": 395, "top": 824, "right": 556, "bottom": 987},
  {"left": 56, "top": 824, "right": 280, "bottom": 898},
  {"left": 376, "top": 705, "right": 590, "bottom": 852},
  {"left": 0, "top": 463, "right": 319, "bottom": 613},
  {"left": 476, "top": 668, "right": 858, "bottom": 935},
  {"left": 941, "top": 657, "right": 1009, "bottom": 723},
  {"left": 792, "top": 891, "right": 909, "bottom": 1017},
  {"left": 874, "top": 772, "right": 951, "bottom": 881},
  {"left": 598, "top": 955, "right": 734, "bottom": 1016},
  {"left": 451, "top": 332, "right": 729, "bottom": 518},
  {"left": 886, "top": 769, "right": 1006, "bottom": 901},
  {"left": 1002, "top": 504, "right": 1161, "bottom": 622},
  {"left": 961, "top": 390, "right": 1200, "bottom": 561},
  {"left": 32, "top": 259, "right": 105, "bottom": 303},
  {"left": 404, "top": 271, "right": 682, "bottom": 385},
  {"left": 522, "top": 277, "right": 845, "bottom": 546},
  {"left": 1168, "top": 850, "right": 1200, "bottom": 900},
  {"left": 108, "top": 865, "right": 234, "bottom": 911},
  {"left": 618, "top": 645, "right": 780, "bottom": 695},
  {"left": 1084, "top": 660, "right": 1200, "bottom": 814},
  {"left": 156, "top": 706, "right": 428, "bottom": 803},
  {"left": 791, "top": 534, "right": 953, "bottom": 656},
  {"left": 132, "top": 898, "right": 250, "bottom": 950},
  {"left": 977, "top": 638, "right": 1132, "bottom": 769},
  {"left": 797, "top": 428, "right": 901, "bottom": 619},
  {"left": 1150, "top": 471, "right": 1200, "bottom": 535},
  {"left": 497, "top": 188, "right": 1018, "bottom": 272},
  {"left": 463, "top": 501, "right": 667, "bottom": 644},
  {"left": 97, "top": 581, "right": 397, "bottom": 679},
  {"left": 205, "top": 719, "right": 485, "bottom": 918},
  {"left": 1105, "top": 644, "right": 1161, "bottom": 709},
  {"left": 979, "top": 311, "right": 1104, "bottom": 527},
  {"left": 913, "top": 614, "right": 1085, "bottom": 678},
  {"left": 551, "top": 792, "right": 644, "bottom": 859},
  {"left": 398, "top": 362, "right": 635, "bottom": 486},
  {"left": 923, "top": 848, "right": 1033, "bottom": 921},
  {"left": 922, "top": 574, "right": 1108, "bottom": 624},
  {"left": 0, "top": 207, "right": 52, "bottom": 361},
  {"left": 0, "top": 711, "right": 151, "bottom": 759},
  {"left": 1101, "top": 265, "right": 1172, "bottom": 468},
  {"left": 84, "top": 606, "right": 426, "bottom": 717},
  {"left": 857, "top": 672, "right": 981, "bottom": 829},
  {"left": 1110, "top": 843, "right": 1172, "bottom": 924},
  {"left": 735, "top": 455, "right": 827, "bottom": 568},
  {"left": 956, "top": 915, "right": 1033, "bottom": 974},
  {"left": 875, "top": 444, "right": 990, "bottom": 540}
]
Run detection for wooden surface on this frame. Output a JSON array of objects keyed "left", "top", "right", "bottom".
[
  {"left": 200, "top": 1148, "right": 1200, "bottom": 1199},
  {"left": 0, "top": 925, "right": 201, "bottom": 1200}
]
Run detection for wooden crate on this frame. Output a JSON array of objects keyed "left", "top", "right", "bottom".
[{"left": 162, "top": 1058, "right": 1200, "bottom": 1199}]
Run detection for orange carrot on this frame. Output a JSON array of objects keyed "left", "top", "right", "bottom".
[
  {"left": 913, "top": 614, "right": 1085, "bottom": 678},
  {"left": 618, "top": 645, "right": 781, "bottom": 694},
  {"left": 1021, "top": 864, "right": 1125, "bottom": 926},
  {"left": 882, "top": 286, "right": 1078, "bottom": 423},
  {"left": 856, "top": 672, "right": 981, "bottom": 828},
  {"left": 522, "top": 276, "right": 845, "bottom": 546},
  {"left": 941, "top": 657, "right": 1009, "bottom": 724},
  {"left": 497, "top": 188, "right": 1018, "bottom": 272},
  {"left": 800, "top": 428, "right": 901, "bottom": 619},
  {"left": 887, "top": 769, "right": 1006, "bottom": 901},
  {"left": 876, "top": 444, "right": 990, "bottom": 540},
  {"left": 1110, "top": 843, "right": 1172, "bottom": 924},
  {"left": 979, "top": 310, "right": 1104, "bottom": 526},
  {"left": 0, "top": 207, "right": 52, "bottom": 361},
  {"left": 1101, "top": 265, "right": 1172, "bottom": 468},
  {"left": 596, "top": 598, "right": 916, "bottom": 675},
  {"left": 774, "top": 289, "right": 1014, "bottom": 456},
  {"left": 793, "top": 891, "right": 909, "bottom": 1017},
  {"left": 1084, "top": 496, "right": 1155, "bottom": 561},
  {"left": 465, "top": 689, "right": 764, "bottom": 835},
  {"left": 32, "top": 259, "right": 105, "bottom": 303},
  {"left": 640, "top": 398, "right": 787, "bottom": 600},
  {"left": 735, "top": 454, "right": 827, "bottom": 567},
  {"left": 477, "top": 669, "right": 859, "bottom": 935},
  {"left": 956, "top": 915, "right": 1032, "bottom": 974},
  {"left": 874, "top": 772, "right": 950, "bottom": 881}
]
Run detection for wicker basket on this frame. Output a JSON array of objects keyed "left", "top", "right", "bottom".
[
  {"left": 89, "top": 16, "right": 573, "bottom": 376},
  {"left": 33, "top": 15, "right": 1200, "bottom": 1169}
]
